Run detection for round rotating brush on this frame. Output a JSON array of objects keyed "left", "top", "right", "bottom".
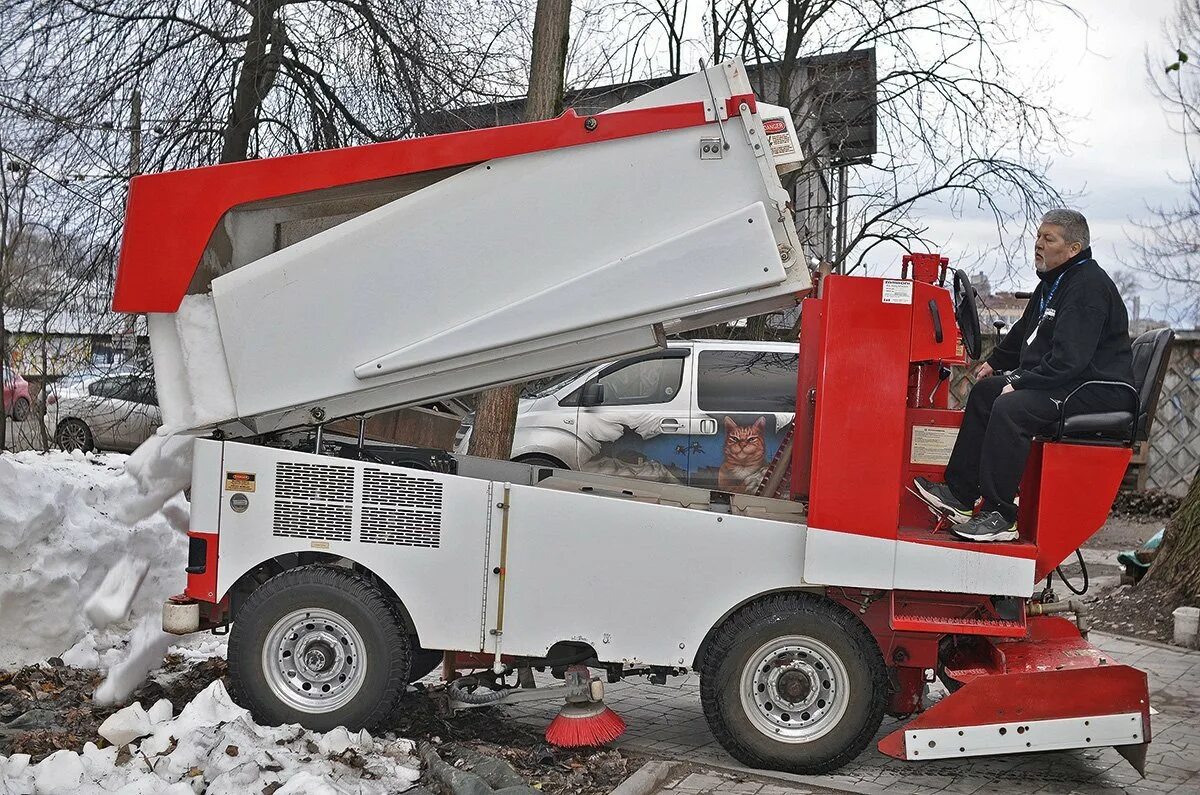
[{"left": 545, "top": 665, "right": 626, "bottom": 747}]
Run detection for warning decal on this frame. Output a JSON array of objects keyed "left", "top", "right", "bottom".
[
  {"left": 225, "top": 472, "right": 257, "bottom": 492},
  {"left": 763, "top": 117, "right": 796, "bottom": 158}
]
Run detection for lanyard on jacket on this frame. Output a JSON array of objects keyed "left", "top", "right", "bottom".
[{"left": 1038, "top": 259, "right": 1090, "bottom": 321}]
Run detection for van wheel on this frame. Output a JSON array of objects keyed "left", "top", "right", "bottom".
[
  {"left": 515, "top": 454, "right": 566, "bottom": 470},
  {"left": 228, "top": 565, "right": 411, "bottom": 731},
  {"left": 699, "top": 593, "right": 887, "bottom": 774}
]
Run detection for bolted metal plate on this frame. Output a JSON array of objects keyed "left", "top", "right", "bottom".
[
  {"left": 699, "top": 137, "right": 723, "bottom": 160},
  {"left": 905, "top": 712, "right": 1144, "bottom": 760}
]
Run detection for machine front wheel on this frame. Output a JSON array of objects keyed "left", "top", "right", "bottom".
[
  {"left": 699, "top": 593, "right": 888, "bottom": 774},
  {"left": 228, "top": 565, "right": 412, "bottom": 731}
]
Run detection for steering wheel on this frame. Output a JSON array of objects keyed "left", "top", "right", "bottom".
[{"left": 952, "top": 269, "right": 982, "bottom": 361}]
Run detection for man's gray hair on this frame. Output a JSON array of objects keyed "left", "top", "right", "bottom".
[{"left": 1041, "top": 208, "right": 1090, "bottom": 248}]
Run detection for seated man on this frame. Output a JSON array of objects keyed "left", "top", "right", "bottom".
[{"left": 915, "top": 208, "right": 1134, "bottom": 542}]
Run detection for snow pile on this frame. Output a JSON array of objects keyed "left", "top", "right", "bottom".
[
  {"left": 149, "top": 294, "right": 238, "bottom": 430},
  {"left": 0, "top": 681, "right": 422, "bottom": 795},
  {"left": 0, "top": 451, "right": 189, "bottom": 669}
]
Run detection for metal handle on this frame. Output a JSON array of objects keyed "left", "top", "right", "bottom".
[
  {"left": 1055, "top": 380, "right": 1140, "bottom": 442},
  {"left": 660, "top": 418, "right": 684, "bottom": 432},
  {"left": 928, "top": 299, "right": 944, "bottom": 344}
]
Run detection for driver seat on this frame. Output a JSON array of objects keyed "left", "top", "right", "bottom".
[{"left": 1055, "top": 327, "right": 1174, "bottom": 443}]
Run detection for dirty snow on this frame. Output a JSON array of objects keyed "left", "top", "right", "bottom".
[
  {"left": 0, "top": 681, "right": 421, "bottom": 795},
  {"left": 0, "top": 451, "right": 188, "bottom": 670}
]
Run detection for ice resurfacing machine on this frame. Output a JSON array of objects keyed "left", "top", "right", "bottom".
[{"left": 112, "top": 61, "right": 1151, "bottom": 775}]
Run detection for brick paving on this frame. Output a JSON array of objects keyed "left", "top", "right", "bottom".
[{"left": 506, "top": 632, "right": 1200, "bottom": 794}]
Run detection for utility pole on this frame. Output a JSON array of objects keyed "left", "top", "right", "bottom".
[
  {"left": 130, "top": 88, "right": 142, "bottom": 176},
  {"left": 468, "top": 0, "right": 572, "bottom": 461}
]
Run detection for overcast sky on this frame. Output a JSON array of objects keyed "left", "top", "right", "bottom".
[{"left": 906, "top": 1, "right": 1189, "bottom": 320}]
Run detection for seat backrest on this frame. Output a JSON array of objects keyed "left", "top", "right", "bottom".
[{"left": 1131, "top": 327, "right": 1174, "bottom": 440}]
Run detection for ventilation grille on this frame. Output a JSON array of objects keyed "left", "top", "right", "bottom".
[
  {"left": 360, "top": 468, "right": 444, "bottom": 548},
  {"left": 276, "top": 461, "right": 354, "bottom": 502},
  {"left": 273, "top": 502, "right": 353, "bottom": 542},
  {"left": 273, "top": 461, "right": 355, "bottom": 542}
]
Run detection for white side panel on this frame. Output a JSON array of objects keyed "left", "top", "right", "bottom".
[
  {"left": 498, "top": 485, "right": 808, "bottom": 666},
  {"left": 803, "top": 527, "right": 1034, "bottom": 597},
  {"left": 803, "top": 528, "right": 897, "bottom": 591},
  {"left": 356, "top": 202, "right": 783, "bottom": 378},
  {"left": 893, "top": 538, "right": 1034, "bottom": 597},
  {"left": 190, "top": 439, "right": 224, "bottom": 534},
  {"left": 213, "top": 443, "right": 492, "bottom": 654}
]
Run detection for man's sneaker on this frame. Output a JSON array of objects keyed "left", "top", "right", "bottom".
[
  {"left": 951, "top": 511, "right": 1018, "bottom": 543},
  {"left": 913, "top": 477, "right": 973, "bottom": 522}
]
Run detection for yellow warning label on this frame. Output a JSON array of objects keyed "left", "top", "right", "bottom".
[{"left": 225, "top": 472, "right": 257, "bottom": 492}]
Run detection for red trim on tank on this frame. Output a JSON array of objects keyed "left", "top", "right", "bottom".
[{"left": 113, "top": 101, "right": 726, "bottom": 314}]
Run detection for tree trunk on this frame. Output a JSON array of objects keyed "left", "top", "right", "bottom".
[
  {"left": 1147, "top": 467, "right": 1200, "bottom": 599},
  {"left": 220, "top": 2, "right": 280, "bottom": 164},
  {"left": 468, "top": 0, "right": 571, "bottom": 461}
]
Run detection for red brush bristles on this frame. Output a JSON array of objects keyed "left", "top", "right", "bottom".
[{"left": 545, "top": 702, "right": 627, "bottom": 747}]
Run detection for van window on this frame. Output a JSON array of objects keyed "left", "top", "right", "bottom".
[
  {"left": 565, "top": 357, "right": 685, "bottom": 407},
  {"left": 696, "top": 350, "right": 798, "bottom": 413}
]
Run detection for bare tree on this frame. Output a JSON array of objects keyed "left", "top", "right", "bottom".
[
  {"left": 469, "top": 0, "right": 574, "bottom": 461},
  {"left": 581, "top": 1, "right": 1071, "bottom": 279},
  {"left": 1135, "top": 2, "right": 1200, "bottom": 601}
]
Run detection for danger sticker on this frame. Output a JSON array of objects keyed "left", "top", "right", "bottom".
[
  {"left": 763, "top": 117, "right": 796, "bottom": 158},
  {"left": 225, "top": 472, "right": 257, "bottom": 492},
  {"left": 882, "top": 280, "right": 913, "bottom": 305}
]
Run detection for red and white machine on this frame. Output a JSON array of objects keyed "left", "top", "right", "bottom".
[{"left": 114, "top": 60, "right": 1150, "bottom": 776}]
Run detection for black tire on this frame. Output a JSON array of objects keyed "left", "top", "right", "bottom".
[
  {"left": 228, "top": 565, "right": 412, "bottom": 732},
  {"left": 515, "top": 454, "right": 566, "bottom": 470},
  {"left": 699, "top": 593, "right": 888, "bottom": 775},
  {"left": 12, "top": 397, "right": 30, "bottom": 422},
  {"left": 55, "top": 418, "right": 94, "bottom": 451}
]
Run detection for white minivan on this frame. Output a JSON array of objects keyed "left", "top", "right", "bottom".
[{"left": 454, "top": 340, "right": 799, "bottom": 494}]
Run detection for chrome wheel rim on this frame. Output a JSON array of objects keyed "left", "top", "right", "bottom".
[
  {"left": 739, "top": 635, "right": 850, "bottom": 743},
  {"left": 58, "top": 421, "right": 88, "bottom": 450},
  {"left": 262, "top": 608, "right": 367, "bottom": 713}
]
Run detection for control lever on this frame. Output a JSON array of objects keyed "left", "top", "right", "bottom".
[
  {"left": 927, "top": 364, "right": 952, "bottom": 406},
  {"left": 992, "top": 320, "right": 1007, "bottom": 346},
  {"left": 928, "top": 300, "right": 943, "bottom": 343}
]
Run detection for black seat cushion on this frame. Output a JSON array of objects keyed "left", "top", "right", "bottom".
[{"left": 1062, "top": 411, "right": 1135, "bottom": 438}]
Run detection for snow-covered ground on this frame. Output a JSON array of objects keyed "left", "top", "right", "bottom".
[
  {"left": 0, "top": 680, "right": 421, "bottom": 795},
  {"left": 1, "top": 448, "right": 429, "bottom": 794}
]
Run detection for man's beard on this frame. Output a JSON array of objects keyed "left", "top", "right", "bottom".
[{"left": 1034, "top": 256, "right": 1050, "bottom": 273}]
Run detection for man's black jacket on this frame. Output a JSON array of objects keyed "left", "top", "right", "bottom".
[{"left": 986, "top": 248, "right": 1134, "bottom": 393}]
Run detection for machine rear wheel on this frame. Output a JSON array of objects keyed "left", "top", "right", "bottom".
[
  {"left": 12, "top": 397, "right": 30, "bottom": 422},
  {"left": 699, "top": 593, "right": 887, "bottom": 774},
  {"left": 228, "top": 565, "right": 412, "bottom": 731}
]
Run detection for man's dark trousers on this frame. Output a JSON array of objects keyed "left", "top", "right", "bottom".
[{"left": 944, "top": 375, "right": 1128, "bottom": 523}]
